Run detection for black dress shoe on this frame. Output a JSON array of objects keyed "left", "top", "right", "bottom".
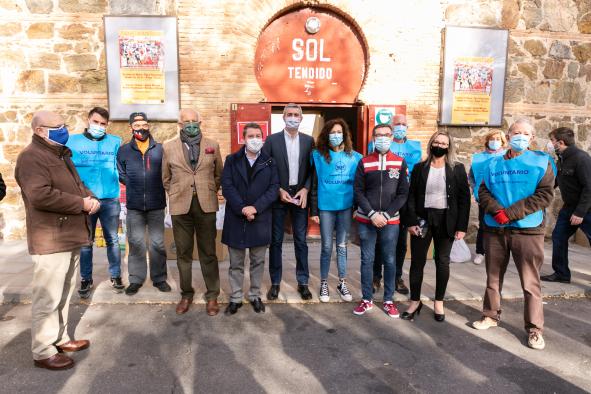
[
  {"left": 154, "top": 281, "right": 172, "bottom": 292},
  {"left": 540, "top": 273, "right": 570, "bottom": 283},
  {"left": 224, "top": 302, "right": 242, "bottom": 315},
  {"left": 298, "top": 285, "right": 312, "bottom": 300},
  {"left": 434, "top": 313, "right": 445, "bottom": 322},
  {"left": 395, "top": 278, "right": 410, "bottom": 295},
  {"left": 251, "top": 298, "right": 266, "bottom": 313},
  {"left": 401, "top": 301, "right": 423, "bottom": 321},
  {"left": 267, "top": 285, "right": 280, "bottom": 300}
]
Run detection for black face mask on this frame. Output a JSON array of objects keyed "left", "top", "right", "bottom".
[
  {"left": 430, "top": 145, "right": 448, "bottom": 158},
  {"left": 133, "top": 128, "right": 150, "bottom": 141}
]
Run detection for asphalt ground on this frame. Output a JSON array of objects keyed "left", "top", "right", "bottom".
[{"left": 0, "top": 298, "right": 590, "bottom": 393}]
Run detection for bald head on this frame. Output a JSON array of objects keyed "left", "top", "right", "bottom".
[
  {"left": 179, "top": 109, "right": 200, "bottom": 124},
  {"left": 392, "top": 114, "right": 407, "bottom": 127},
  {"left": 31, "top": 111, "right": 64, "bottom": 136}
]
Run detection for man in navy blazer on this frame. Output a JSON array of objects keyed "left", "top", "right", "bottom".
[{"left": 262, "top": 103, "right": 315, "bottom": 300}]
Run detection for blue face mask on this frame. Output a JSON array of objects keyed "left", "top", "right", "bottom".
[
  {"left": 509, "top": 134, "right": 530, "bottom": 152},
  {"left": 285, "top": 117, "right": 301, "bottom": 130},
  {"left": 393, "top": 125, "right": 407, "bottom": 140},
  {"left": 374, "top": 136, "right": 392, "bottom": 154},
  {"left": 329, "top": 133, "right": 343, "bottom": 147},
  {"left": 48, "top": 125, "right": 69, "bottom": 145},
  {"left": 488, "top": 140, "right": 502, "bottom": 151},
  {"left": 88, "top": 123, "right": 106, "bottom": 139}
]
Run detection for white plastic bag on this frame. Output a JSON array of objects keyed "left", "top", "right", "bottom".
[{"left": 450, "top": 239, "right": 471, "bottom": 263}]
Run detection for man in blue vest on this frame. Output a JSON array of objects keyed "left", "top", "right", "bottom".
[
  {"left": 472, "top": 118, "right": 555, "bottom": 350},
  {"left": 67, "top": 107, "right": 124, "bottom": 298},
  {"left": 369, "top": 114, "right": 421, "bottom": 296}
]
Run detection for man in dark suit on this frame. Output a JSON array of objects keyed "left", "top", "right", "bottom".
[{"left": 262, "top": 103, "right": 315, "bottom": 300}]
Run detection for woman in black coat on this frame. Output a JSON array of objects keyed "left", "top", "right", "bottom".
[
  {"left": 221, "top": 123, "right": 279, "bottom": 314},
  {"left": 401, "top": 131, "right": 470, "bottom": 322}
]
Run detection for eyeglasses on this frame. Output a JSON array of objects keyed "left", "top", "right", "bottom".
[{"left": 432, "top": 141, "right": 449, "bottom": 148}]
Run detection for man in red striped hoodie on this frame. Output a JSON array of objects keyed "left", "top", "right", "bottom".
[{"left": 353, "top": 123, "right": 409, "bottom": 318}]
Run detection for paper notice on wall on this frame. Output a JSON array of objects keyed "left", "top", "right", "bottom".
[
  {"left": 118, "top": 30, "right": 165, "bottom": 104},
  {"left": 451, "top": 56, "right": 494, "bottom": 125}
]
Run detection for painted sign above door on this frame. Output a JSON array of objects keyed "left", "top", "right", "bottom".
[{"left": 254, "top": 7, "right": 367, "bottom": 104}]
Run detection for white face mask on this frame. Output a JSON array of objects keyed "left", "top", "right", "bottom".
[{"left": 246, "top": 137, "right": 263, "bottom": 154}]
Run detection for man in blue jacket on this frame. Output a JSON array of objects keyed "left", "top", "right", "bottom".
[
  {"left": 67, "top": 107, "right": 123, "bottom": 298},
  {"left": 221, "top": 123, "right": 279, "bottom": 315},
  {"left": 117, "top": 112, "right": 171, "bottom": 295}
]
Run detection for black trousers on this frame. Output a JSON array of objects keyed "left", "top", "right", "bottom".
[
  {"left": 475, "top": 205, "right": 485, "bottom": 255},
  {"left": 409, "top": 209, "right": 454, "bottom": 301},
  {"left": 373, "top": 225, "right": 408, "bottom": 282}
]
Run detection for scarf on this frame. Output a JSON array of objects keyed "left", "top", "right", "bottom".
[{"left": 180, "top": 129, "right": 202, "bottom": 169}]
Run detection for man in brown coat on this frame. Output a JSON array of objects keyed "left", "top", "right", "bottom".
[
  {"left": 472, "top": 118, "right": 555, "bottom": 350},
  {"left": 15, "top": 111, "right": 99, "bottom": 370},
  {"left": 162, "top": 108, "right": 223, "bottom": 315}
]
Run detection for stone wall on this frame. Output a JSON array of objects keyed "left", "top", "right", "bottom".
[{"left": 1, "top": 0, "right": 590, "bottom": 240}]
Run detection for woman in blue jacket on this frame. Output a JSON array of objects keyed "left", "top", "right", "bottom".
[{"left": 310, "top": 118, "right": 362, "bottom": 302}]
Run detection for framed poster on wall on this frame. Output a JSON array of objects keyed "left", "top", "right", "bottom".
[
  {"left": 104, "top": 16, "right": 179, "bottom": 121},
  {"left": 439, "top": 26, "right": 509, "bottom": 127}
]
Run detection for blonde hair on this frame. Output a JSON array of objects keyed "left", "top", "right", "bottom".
[
  {"left": 484, "top": 130, "right": 507, "bottom": 149},
  {"left": 425, "top": 131, "right": 457, "bottom": 167}
]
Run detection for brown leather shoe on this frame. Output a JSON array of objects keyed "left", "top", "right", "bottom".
[
  {"left": 206, "top": 299, "right": 219, "bottom": 316},
  {"left": 176, "top": 298, "right": 191, "bottom": 315},
  {"left": 56, "top": 339, "right": 90, "bottom": 353},
  {"left": 34, "top": 353, "right": 74, "bottom": 370}
]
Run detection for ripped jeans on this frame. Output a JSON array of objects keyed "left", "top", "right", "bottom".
[{"left": 319, "top": 208, "right": 352, "bottom": 280}]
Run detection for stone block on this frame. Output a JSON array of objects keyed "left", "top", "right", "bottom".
[
  {"left": 25, "top": 0, "right": 52, "bottom": 13},
  {"left": 534, "top": 119, "right": 551, "bottom": 135},
  {"left": 544, "top": 0, "right": 578, "bottom": 32},
  {"left": 579, "top": 64, "right": 591, "bottom": 81},
  {"left": 508, "top": 38, "right": 525, "bottom": 56},
  {"left": 0, "top": 22, "right": 21, "bottom": 36},
  {"left": 567, "top": 62, "right": 579, "bottom": 78},
  {"left": 16, "top": 70, "right": 44, "bottom": 94},
  {"left": 3, "top": 144, "right": 25, "bottom": 161},
  {"left": 64, "top": 54, "right": 97, "bottom": 72},
  {"left": 109, "top": 0, "right": 157, "bottom": 14},
  {"left": 550, "top": 81, "right": 586, "bottom": 106},
  {"left": 48, "top": 74, "right": 80, "bottom": 93},
  {"left": 578, "top": 125, "right": 590, "bottom": 141},
  {"left": 549, "top": 41, "right": 572, "bottom": 59},
  {"left": 0, "top": 50, "right": 25, "bottom": 68},
  {"left": 26, "top": 22, "right": 53, "bottom": 39},
  {"left": 445, "top": 127, "right": 471, "bottom": 139},
  {"left": 30, "top": 53, "right": 60, "bottom": 70},
  {"left": 579, "top": 12, "right": 591, "bottom": 33},
  {"left": 0, "top": 111, "right": 17, "bottom": 122},
  {"left": 501, "top": 0, "right": 520, "bottom": 28},
  {"left": 543, "top": 60, "right": 565, "bottom": 79},
  {"left": 80, "top": 70, "right": 106, "bottom": 93},
  {"left": 525, "top": 81, "right": 550, "bottom": 103},
  {"left": 505, "top": 78, "right": 524, "bottom": 103},
  {"left": 523, "top": 4, "right": 542, "bottom": 28},
  {"left": 524, "top": 39, "right": 546, "bottom": 57},
  {"left": 572, "top": 43, "right": 591, "bottom": 64},
  {"left": 59, "top": 23, "right": 94, "bottom": 40},
  {"left": 517, "top": 62, "right": 537, "bottom": 80},
  {"left": 54, "top": 43, "right": 72, "bottom": 52},
  {"left": 59, "top": 0, "right": 106, "bottom": 13}
]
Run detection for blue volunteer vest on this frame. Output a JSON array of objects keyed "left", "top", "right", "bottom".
[
  {"left": 470, "top": 150, "right": 506, "bottom": 201},
  {"left": 483, "top": 150, "right": 549, "bottom": 228},
  {"left": 312, "top": 149, "right": 362, "bottom": 211},
  {"left": 368, "top": 139, "right": 422, "bottom": 175},
  {"left": 67, "top": 134, "right": 121, "bottom": 199}
]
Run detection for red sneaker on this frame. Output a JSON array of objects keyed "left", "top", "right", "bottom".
[
  {"left": 383, "top": 302, "right": 400, "bottom": 318},
  {"left": 353, "top": 299, "right": 373, "bottom": 315}
]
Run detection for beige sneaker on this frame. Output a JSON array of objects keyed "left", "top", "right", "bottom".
[
  {"left": 473, "top": 254, "right": 484, "bottom": 265},
  {"left": 528, "top": 332, "right": 546, "bottom": 350},
  {"left": 472, "top": 316, "right": 498, "bottom": 330}
]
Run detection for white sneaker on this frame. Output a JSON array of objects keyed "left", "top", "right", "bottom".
[
  {"left": 337, "top": 279, "right": 353, "bottom": 302},
  {"left": 472, "top": 316, "right": 498, "bottom": 330},
  {"left": 319, "top": 280, "right": 329, "bottom": 303},
  {"left": 528, "top": 332, "right": 546, "bottom": 350},
  {"left": 473, "top": 254, "right": 484, "bottom": 265}
]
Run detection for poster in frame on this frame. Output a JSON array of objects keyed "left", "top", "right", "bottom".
[
  {"left": 104, "top": 16, "right": 180, "bottom": 121},
  {"left": 439, "top": 26, "right": 509, "bottom": 127}
]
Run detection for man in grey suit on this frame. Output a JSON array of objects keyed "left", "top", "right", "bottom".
[{"left": 262, "top": 103, "right": 314, "bottom": 300}]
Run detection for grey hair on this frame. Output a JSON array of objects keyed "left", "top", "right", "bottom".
[
  {"left": 508, "top": 117, "right": 534, "bottom": 134},
  {"left": 425, "top": 131, "right": 458, "bottom": 168},
  {"left": 283, "top": 103, "right": 303, "bottom": 116}
]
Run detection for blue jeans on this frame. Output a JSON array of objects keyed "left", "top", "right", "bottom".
[
  {"left": 80, "top": 198, "right": 121, "bottom": 281},
  {"left": 319, "top": 208, "right": 352, "bottom": 280},
  {"left": 551, "top": 207, "right": 591, "bottom": 280},
  {"left": 126, "top": 209, "right": 168, "bottom": 285},
  {"left": 358, "top": 222, "right": 399, "bottom": 301},
  {"left": 269, "top": 202, "right": 309, "bottom": 285}
]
